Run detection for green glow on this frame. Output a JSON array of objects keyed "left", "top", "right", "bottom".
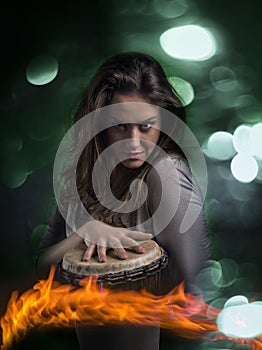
[
  {"left": 231, "top": 153, "right": 258, "bottom": 183},
  {"left": 27, "top": 115, "right": 58, "bottom": 141},
  {"left": 233, "top": 124, "right": 252, "bottom": 154},
  {"left": 112, "top": 0, "right": 147, "bottom": 14},
  {"left": 159, "top": 25, "right": 216, "bottom": 61},
  {"left": 195, "top": 260, "right": 222, "bottom": 289},
  {"left": 199, "top": 341, "right": 233, "bottom": 350},
  {"left": 234, "top": 94, "right": 261, "bottom": 122},
  {"left": 214, "top": 258, "right": 239, "bottom": 288},
  {"left": 207, "top": 298, "right": 228, "bottom": 319},
  {"left": 204, "top": 131, "right": 235, "bottom": 160},
  {"left": 227, "top": 178, "right": 255, "bottom": 201},
  {"left": 194, "top": 260, "right": 222, "bottom": 301},
  {"left": 22, "top": 138, "right": 58, "bottom": 173},
  {"left": 239, "top": 199, "right": 262, "bottom": 229},
  {"left": 1, "top": 156, "right": 28, "bottom": 188},
  {"left": 26, "top": 55, "right": 59, "bottom": 86},
  {"left": 210, "top": 66, "right": 237, "bottom": 92},
  {"left": 217, "top": 165, "right": 232, "bottom": 180},
  {"left": 153, "top": 0, "right": 188, "bottom": 19},
  {"left": 239, "top": 262, "right": 258, "bottom": 280},
  {"left": 234, "top": 277, "right": 253, "bottom": 293},
  {"left": 168, "top": 76, "right": 194, "bottom": 106},
  {"left": 1, "top": 135, "right": 23, "bottom": 154}
]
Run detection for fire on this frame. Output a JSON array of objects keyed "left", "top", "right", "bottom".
[{"left": 0, "top": 267, "right": 261, "bottom": 350}]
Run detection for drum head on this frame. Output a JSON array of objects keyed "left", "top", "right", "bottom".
[{"left": 62, "top": 240, "right": 163, "bottom": 277}]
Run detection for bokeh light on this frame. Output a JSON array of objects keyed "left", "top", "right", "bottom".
[
  {"left": 0, "top": 156, "right": 28, "bottom": 189},
  {"left": 230, "top": 153, "right": 258, "bottom": 183},
  {"left": 210, "top": 66, "right": 237, "bottom": 92},
  {"left": 239, "top": 199, "right": 262, "bottom": 229},
  {"left": 112, "top": 0, "right": 148, "bottom": 15},
  {"left": 203, "top": 131, "right": 236, "bottom": 160},
  {"left": 216, "top": 165, "right": 233, "bottom": 181},
  {"left": 207, "top": 298, "right": 227, "bottom": 319},
  {"left": 20, "top": 136, "right": 60, "bottom": 174},
  {"left": 0, "top": 134, "right": 23, "bottom": 155},
  {"left": 214, "top": 258, "right": 239, "bottom": 288},
  {"left": 25, "top": 114, "right": 62, "bottom": 141},
  {"left": 250, "top": 123, "right": 262, "bottom": 158},
  {"left": 217, "top": 296, "right": 262, "bottom": 338},
  {"left": 153, "top": 0, "right": 188, "bottom": 18},
  {"left": 26, "top": 55, "right": 59, "bottom": 86},
  {"left": 194, "top": 260, "right": 222, "bottom": 301},
  {"left": 168, "top": 76, "right": 195, "bottom": 106},
  {"left": 159, "top": 25, "right": 216, "bottom": 61},
  {"left": 227, "top": 178, "right": 256, "bottom": 201},
  {"left": 239, "top": 262, "right": 258, "bottom": 282},
  {"left": 233, "top": 277, "right": 254, "bottom": 293},
  {"left": 232, "top": 122, "right": 262, "bottom": 158},
  {"left": 224, "top": 295, "right": 248, "bottom": 309},
  {"left": 235, "top": 65, "right": 257, "bottom": 93},
  {"left": 233, "top": 125, "right": 252, "bottom": 154},
  {"left": 205, "top": 198, "right": 223, "bottom": 225},
  {"left": 233, "top": 94, "right": 261, "bottom": 122}
]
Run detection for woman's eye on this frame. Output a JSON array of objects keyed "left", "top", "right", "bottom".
[
  {"left": 141, "top": 123, "right": 152, "bottom": 130},
  {"left": 113, "top": 124, "right": 126, "bottom": 130}
]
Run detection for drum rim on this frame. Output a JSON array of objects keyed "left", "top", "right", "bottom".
[
  {"left": 62, "top": 240, "right": 164, "bottom": 275},
  {"left": 60, "top": 247, "right": 168, "bottom": 287}
]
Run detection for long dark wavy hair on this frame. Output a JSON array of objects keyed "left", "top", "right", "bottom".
[{"left": 70, "top": 52, "right": 186, "bottom": 226}]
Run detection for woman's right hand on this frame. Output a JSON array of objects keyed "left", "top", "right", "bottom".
[{"left": 76, "top": 220, "right": 153, "bottom": 263}]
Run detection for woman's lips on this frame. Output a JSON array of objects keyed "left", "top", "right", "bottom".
[{"left": 124, "top": 152, "right": 145, "bottom": 159}]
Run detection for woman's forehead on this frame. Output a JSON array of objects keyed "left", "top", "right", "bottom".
[{"left": 104, "top": 103, "right": 160, "bottom": 125}]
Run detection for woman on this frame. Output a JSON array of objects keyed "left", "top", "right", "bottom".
[{"left": 36, "top": 52, "right": 211, "bottom": 350}]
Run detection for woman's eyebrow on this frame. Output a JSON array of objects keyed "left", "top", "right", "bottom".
[
  {"left": 142, "top": 116, "right": 159, "bottom": 122},
  {"left": 109, "top": 116, "right": 159, "bottom": 124}
]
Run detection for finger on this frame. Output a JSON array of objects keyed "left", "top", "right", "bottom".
[
  {"left": 126, "top": 231, "right": 153, "bottom": 241},
  {"left": 113, "top": 247, "right": 128, "bottom": 260},
  {"left": 128, "top": 244, "right": 146, "bottom": 254},
  {"left": 97, "top": 245, "right": 107, "bottom": 263},
  {"left": 119, "top": 236, "right": 141, "bottom": 249},
  {"left": 84, "top": 239, "right": 90, "bottom": 247},
  {"left": 83, "top": 243, "right": 96, "bottom": 261}
]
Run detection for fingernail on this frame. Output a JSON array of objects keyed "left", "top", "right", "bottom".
[
  {"left": 120, "top": 254, "right": 128, "bottom": 259},
  {"left": 137, "top": 247, "right": 145, "bottom": 253}
]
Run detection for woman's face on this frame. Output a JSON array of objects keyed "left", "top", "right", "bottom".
[{"left": 104, "top": 92, "right": 161, "bottom": 169}]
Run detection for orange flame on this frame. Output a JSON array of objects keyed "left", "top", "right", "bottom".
[{"left": 0, "top": 267, "right": 262, "bottom": 350}]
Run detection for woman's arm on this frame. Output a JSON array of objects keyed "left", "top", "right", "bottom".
[
  {"left": 146, "top": 156, "right": 211, "bottom": 289},
  {"left": 35, "top": 206, "right": 83, "bottom": 274},
  {"left": 36, "top": 232, "right": 83, "bottom": 272},
  {"left": 36, "top": 205, "right": 153, "bottom": 274}
]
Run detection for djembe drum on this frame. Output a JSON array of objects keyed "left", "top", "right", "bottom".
[
  {"left": 60, "top": 240, "right": 168, "bottom": 350},
  {"left": 60, "top": 240, "right": 168, "bottom": 293}
]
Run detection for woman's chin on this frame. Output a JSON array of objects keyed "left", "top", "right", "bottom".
[{"left": 121, "top": 159, "right": 145, "bottom": 169}]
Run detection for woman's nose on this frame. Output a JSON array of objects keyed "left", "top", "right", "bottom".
[{"left": 128, "top": 125, "right": 141, "bottom": 148}]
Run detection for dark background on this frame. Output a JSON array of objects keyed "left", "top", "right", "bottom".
[{"left": 0, "top": 0, "right": 262, "bottom": 349}]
